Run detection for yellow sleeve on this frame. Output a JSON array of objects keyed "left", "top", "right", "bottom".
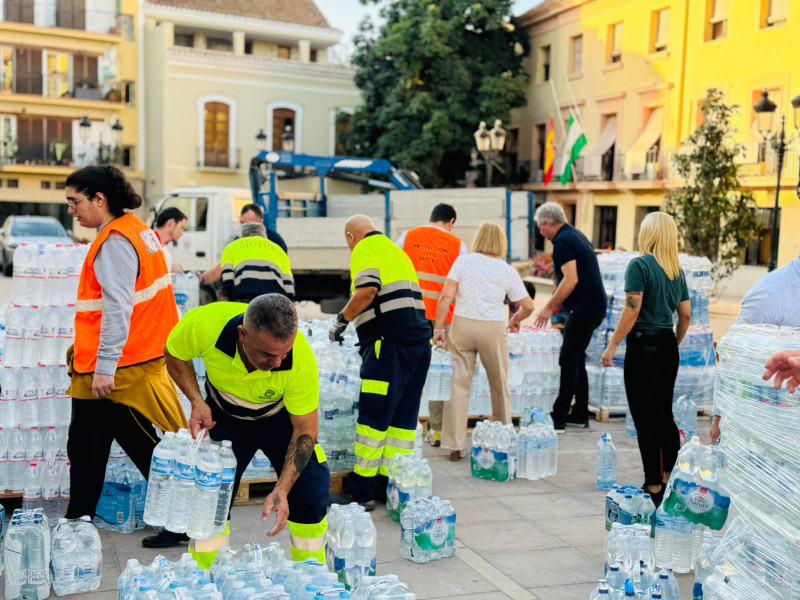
[
  {"left": 282, "top": 332, "right": 319, "bottom": 416},
  {"left": 350, "top": 240, "right": 381, "bottom": 292},
  {"left": 165, "top": 307, "right": 213, "bottom": 361}
]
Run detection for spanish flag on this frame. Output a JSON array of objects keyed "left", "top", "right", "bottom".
[{"left": 543, "top": 115, "right": 556, "bottom": 186}]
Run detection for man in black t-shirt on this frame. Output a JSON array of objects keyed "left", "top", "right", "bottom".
[{"left": 533, "top": 202, "right": 607, "bottom": 432}]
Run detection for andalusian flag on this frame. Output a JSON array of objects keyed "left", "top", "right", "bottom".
[
  {"left": 559, "top": 113, "right": 587, "bottom": 185},
  {"left": 543, "top": 115, "right": 556, "bottom": 186}
]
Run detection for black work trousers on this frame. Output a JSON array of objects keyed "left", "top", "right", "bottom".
[
  {"left": 624, "top": 329, "right": 681, "bottom": 486},
  {"left": 66, "top": 398, "right": 159, "bottom": 519},
  {"left": 551, "top": 308, "right": 607, "bottom": 424}
]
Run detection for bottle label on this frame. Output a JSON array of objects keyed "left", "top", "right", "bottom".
[
  {"left": 195, "top": 468, "right": 221, "bottom": 488},
  {"left": 429, "top": 518, "right": 448, "bottom": 547},
  {"left": 174, "top": 460, "right": 195, "bottom": 481},
  {"left": 323, "top": 408, "right": 339, "bottom": 421},
  {"left": 151, "top": 456, "right": 172, "bottom": 474},
  {"left": 476, "top": 448, "right": 495, "bottom": 469},
  {"left": 28, "top": 568, "right": 47, "bottom": 584},
  {"left": 222, "top": 466, "right": 236, "bottom": 482},
  {"left": 95, "top": 481, "right": 132, "bottom": 525}
]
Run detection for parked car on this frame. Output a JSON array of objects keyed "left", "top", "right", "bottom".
[{"left": 0, "top": 216, "right": 73, "bottom": 275}]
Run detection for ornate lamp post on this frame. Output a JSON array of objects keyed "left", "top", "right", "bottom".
[{"left": 473, "top": 119, "right": 506, "bottom": 187}]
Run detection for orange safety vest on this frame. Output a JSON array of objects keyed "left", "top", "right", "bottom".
[
  {"left": 402, "top": 225, "right": 462, "bottom": 323},
  {"left": 73, "top": 213, "right": 179, "bottom": 374}
]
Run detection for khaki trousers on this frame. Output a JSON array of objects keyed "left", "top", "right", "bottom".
[{"left": 442, "top": 315, "right": 511, "bottom": 453}]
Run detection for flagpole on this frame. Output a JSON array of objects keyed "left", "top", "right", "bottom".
[
  {"left": 548, "top": 78, "right": 578, "bottom": 184},
  {"left": 563, "top": 74, "right": 588, "bottom": 135}
]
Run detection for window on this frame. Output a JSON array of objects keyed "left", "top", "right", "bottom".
[
  {"left": 44, "top": 51, "right": 71, "bottom": 99},
  {"left": 651, "top": 8, "right": 669, "bottom": 52},
  {"left": 14, "top": 47, "right": 42, "bottom": 95},
  {"left": 0, "top": 115, "right": 17, "bottom": 163},
  {"left": 5, "top": 0, "right": 34, "bottom": 24},
  {"left": 203, "top": 102, "right": 230, "bottom": 168},
  {"left": 761, "top": 0, "right": 787, "bottom": 27},
  {"left": 174, "top": 32, "right": 194, "bottom": 48},
  {"left": 245, "top": 40, "right": 253, "bottom": 55},
  {"left": 537, "top": 45, "right": 551, "bottom": 83},
  {"left": 744, "top": 208, "right": 774, "bottom": 266},
  {"left": 534, "top": 123, "right": 546, "bottom": 173},
  {"left": 55, "top": 181, "right": 66, "bottom": 190},
  {"left": 207, "top": 36, "right": 232, "bottom": 52},
  {"left": 123, "top": 81, "right": 135, "bottom": 106},
  {"left": 272, "top": 108, "right": 295, "bottom": 151},
  {"left": 278, "top": 45, "right": 291, "bottom": 59},
  {"left": 0, "top": 48, "right": 13, "bottom": 93},
  {"left": 310, "top": 49, "right": 318, "bottom": 62},
  {"left": 41, "top": 181, "right": 51, "bottom": 189},
  {"left": 7, "top": 179, "right": 18, "bottom": 188},
  {"left": 334, "top": 111, "right": 353, "bottom": 156},
  {"left": 633, "top": 206, "right": 660, "bottom": 250},
  {"left": 593, "top": 206, "right": 617, "bottom": 249},
  {"left": 607, "top": 22, "right": 623, "bottom": 63},
  {"left": 72, "top": 53, "right": 98, "bottom": 91},
  {"left": 706, "top": 0, "right": 727, "bottom": 41},
  {"left": 160, "top": 196, "right": 209, "bottom": 232},
  {"left": 569, "top": 35, "right": 582, "bottom": 75}
]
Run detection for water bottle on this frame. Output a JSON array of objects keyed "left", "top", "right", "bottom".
[
  {"left": 0, "top": 367, "right": 18, "bottom": 428},
  {"left": 39, "top": 306, "right": 61, "bottom": 366},
  {"left": 186, "top": 443, "right": 222, "bottom": 540},
  {"left": 508, "top": 333, "right": 525, "bottom": 390},
  {"left": 47, "top": 244, "right": 69, "bottom": 306},
  {"left": 8, "top": 426, "right": 27, "bottom": 490},
  {"left": 590, "top": 579, "right": 611, "bottom": 598},
  {"left": 4, "top": 305, "right": 24, "bottom": 367},
  {"left": 214, "top": 440, "right": 237, "bottom": 535},
  {"left": 0, "top": 426, "right": 7, "bottom": 492},
  {"left": 655, "top": 569, "right": 680, "bottom": 600},
  {"left": 21, "top": 306, "right": 42, "bottom": 367},
  {"left": 11, "top": 242, "right": 35, "bottom": 306},
  {"left": 75, "top": 515, "right": 103, "bottom": 592},
  {"left": 57, "top": 305, "right": 75, "bottom": 364},
  {"left": 18, "top": 367, "right": 38, "bottom": 427},
  {"left": 25, "top": 426, "right": 43, "bottom": 465},
  {"left": 595, "top": 434, "right": 617, "bottom": 490},
  {"left": 41, "top": 460, "right": 61, "bottom": 522},
  {"left": 353, "top": 511, "right": 377, "bottom": 584},
  {"left": 143, "top": 431, "right": 176, "bottom": 527},
  {"left": 51, "top": 518, "right": 79, "bottom": 595},
  {"left": 29, "top": 245, "right": 48, "bottom": 308},
  {"left": 693, "top": 530, "right": 717, "bottom": 600},
  {"left": 625, "top": 404, "right": 637, "bottom": 438},
  {"left": 22, "top": 460, "right": 42, "bottom": 510},
  {"left": 165, "top": 429, "right": 197, "bottom": 533},
  {"left": 516, "top": 426, "right": 529, "bottom": 480},
  {"left": 53, "top": 366, "right": 72, "bottom": 427},
  {"left": 59, "top": 460, "right": 71, "bottom": 518},
  {"left": 35, "top": 367, "right": 54, "bottom": 427}
]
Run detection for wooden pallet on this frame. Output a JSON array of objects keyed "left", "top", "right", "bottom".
[
  {"left": 234, "top": 470, "right": 349, "bottom": 507},
  {"left": 588, "top": 404, "right": 626, "bottom": 422},
  {"left": 418, "top": 415, "right": 522, "bottom": 434}
]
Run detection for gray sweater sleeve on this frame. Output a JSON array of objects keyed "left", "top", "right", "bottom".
[{"left": 93, "top": 232, "right": 139, "bottom": 376}]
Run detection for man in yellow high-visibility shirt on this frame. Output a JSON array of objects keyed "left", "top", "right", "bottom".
[
  {"left": 153, "top": 294, "right": 329, "bottom": 565},
  {"left": 329, "top": 215, "right": 432, "bottom": 509}
]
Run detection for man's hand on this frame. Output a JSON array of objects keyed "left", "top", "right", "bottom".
[
  {"left": 533, "top": 305, "right": 553, "bottom": 328},
  {"left": 172, "top": 263, "right": 183, "bottom": 273},
  {"left": 710, "top": 414, "right": 721, "bottom": 444},
  {"left": 189, "top": 401, "right": 216, "bottom": 437},
  {"left": 601, "top": 343, "right": 617, "bottom": 367},
  {"left": 263, "top": 487, "right": 289, "bottom": 536},
  {"left": 763, "top": 349, "right": 800, "bottom": 393},
  {"left": 328, "top": 313, "right": 348, "bottom": 342},
  {"left": 92, "top": 373, "right": 116, "bottom": 399}
]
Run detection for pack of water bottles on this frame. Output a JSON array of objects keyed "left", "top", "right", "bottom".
[
  {"left": 423, "top": 348, "right": 453, "bottom": 403},
  {"left": 399, "top": 496, "right": 456, "bottom": 564},
  {"left": 516, "top": 407, "right": 557, "bottom": 480},
  {"left": 92, "top": 441, "right": 147, "bottom": 533},
  {"left": 243, "top": 450, "right": 277, "bottom": 479},
  {"left": 604, "top": 486, "right": 656, "bottom": 530},
  {"left": 50, "top": 515, "right": 103, "bottom": 595},
  {"left": 470, "top": 420, "right": 516, "bottom": 482},
  {"left": 11, "top": 242, "right": 88, "bottom": 309},
  {"left": 325, "top": 503, "right": 376, "bottom": 587},
  {"left": 143, "top": 429, "right": 238, "bottom": 541},
  {"left": 172, "top": 271, "right": 200, "bottom": 318},
  {"left": 3, "top": 508, "right": 51, "bottom": 600},
  {"left": 385, "top": 454, "right": 432, "bottom": 522},
  {"left": 119, "top": 552, "right": 221, "bottom": 600}
]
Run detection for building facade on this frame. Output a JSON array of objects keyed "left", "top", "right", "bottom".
[
  {"left": 513, "top": 0, "right": 798, "bottom": 272},
  {"left": 0, "top": 0, "right": 141, "bottom": 237},
  {"left": 142, "top": 0, "right": 361, "bottom": 215}
]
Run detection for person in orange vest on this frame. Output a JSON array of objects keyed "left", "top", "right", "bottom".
[
  {"left": 65, "top": 166, "right": 186, "bottom": 522},
  {"left": 396, "top": 204, "right": 468, "bottom": 446}
]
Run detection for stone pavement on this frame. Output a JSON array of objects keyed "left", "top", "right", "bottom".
[{"left": 37, "top": 418, "right": 712, "bottom": 600}]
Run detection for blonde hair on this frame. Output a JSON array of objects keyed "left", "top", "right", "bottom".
[
  {"left": 638, "top": 212, "right": 681, "bottom": 280},
  {"left": 470, "top": 222, "right": 507, "bottom": 258}
]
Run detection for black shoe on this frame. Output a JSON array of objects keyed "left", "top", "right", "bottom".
[
  {"left": 142, "top": 529, "right": 189, "bottom": 549},
  {"left": 566, "top": 416, "right": 590, "bottom": 428},
  {"left": 553, "top": 421, "right": 566, "bottom": 434},
  {"left": 643, "top": 483, "right": 665, "bottom": 508}
]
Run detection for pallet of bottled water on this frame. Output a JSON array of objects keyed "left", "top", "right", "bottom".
[
  {"left": 92, "top": 441, "right": 147, "bottom": 533},
  {"left": 517, "top": 407, "right": 557, "bottom": 480},
  {"left": 385, "top": 454, "right": 432, "bottom": 522},
  {"left": 143, "top": 429, "right": 238, "bottom": 541},
  {"left": 470, "top": 420, "right": 516, "bottom": 482},
  {"left": 399, "top": 496, "right": 456, "bottom": 564},
  {"left": 243, "top": 450, "right": 277, "bottom": 479},
  {"left": 3, "top": 508, "right": 51, "bottom": 600},
  {"left": 7, "top": 423, "right": 67, "bottom": 503},
  {"left": 325, "top": 503, "right": 377, "bottom": 588},
  {"left": 604, "top": 485, "right": 656, "bottom": 531},
  {"left": 50, "top": 515, "right": 103, "bottom": 596}
]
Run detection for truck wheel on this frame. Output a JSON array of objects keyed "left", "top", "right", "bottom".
[
  {"left": 319, "top": 296, "right": 348, "bottom": 315},
  {"left": 199, "top": 284, "right": 217, "bottom": 306}
]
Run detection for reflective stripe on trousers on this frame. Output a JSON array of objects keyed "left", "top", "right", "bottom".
[{"left": 288, "top": 517, "right": 327, "bottom": 562}]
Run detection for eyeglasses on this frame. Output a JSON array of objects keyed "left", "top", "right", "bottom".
[{"left": 66, "top": 194, "right": 95, "bottom": 209}]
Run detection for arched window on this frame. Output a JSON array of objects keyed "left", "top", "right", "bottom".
[
  {"left": 204, "top": 101, "right": 229, "bottom": 167},
  {"left": 267, "top": 102, "right": 303, "bottom": 153},
  {"left": 272, "top": 108, "right": 295, "bottom": 151}
]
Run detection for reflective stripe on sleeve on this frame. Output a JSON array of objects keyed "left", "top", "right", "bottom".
[{"left": 76, "top": 273, "right": 173, "bottom": 312}]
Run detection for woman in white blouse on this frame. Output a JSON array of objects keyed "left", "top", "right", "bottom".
[{"left": 433, "top": 222, "right": 534, "bottom": 461}]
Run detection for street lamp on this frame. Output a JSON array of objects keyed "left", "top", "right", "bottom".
[
  {"left": 79, "top": 114, "right": 91, "bottom": 143},
  {"left": 111, "top": 118, "right": 123, "bottom": 146},
  {"left": 753, "top": 88, "right": 800, "bottom": 271},
  {"left": 255, "top": 128, "right": 267, "bottom": 152},
  {"left": 473, "top": 119, "right": 507, "bottom": 187},
  {"left": 281, "top": 125, "right": 295, "bottom": 153}
]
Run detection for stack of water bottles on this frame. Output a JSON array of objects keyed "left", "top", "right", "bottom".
[
  {"left": 50, "top": 515, "right": 103, "bottom": 596},
  {"left": 516, "top": 407, "right": 557, "bottom": 480},
  {"left": 423, "top": 347, "right": 453, "bottom": 403},
  {"left": 515, "top": 326, "right": 562, "bottom": 414},
  {"left": 604, "top": 486, "right": 656, "bottom": 529},
  {"left": 325, "top": 503, "right": 377, "bottom": 587},
  {"left": 385, "top": 454, "right": 432, "bottom": 522},
  {"left": 698, "top": 324, "right": 800, "bottom": 599},
  {"left": 143, "top": 430, "right": 238, "bottom": 541},
  {"left": 93, "top": 441, "right": 147, "bottom": 533},
  {"left": 470, "top": 420, "right": 516, "bottom": 482},
  {"left": 399, "top": 496, "right": 456, "bottom": 564},
  {"left": 3, "top": 508, "right": 51, "bottom": 600},
  {"left": 590, "top": 567, "right": 680, "bottom": 599},
  {"left": 19, "top": 426, "right": 71, "bottom": 522},
  {"left": 172, "top": 271, "right": 200, "bottom": 318},
  {"left": 243, "top": 450, "right": 277, "bottom": 479}
]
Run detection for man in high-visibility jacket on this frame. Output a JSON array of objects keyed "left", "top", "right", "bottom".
[
  {"left": 163, "top": 294, "right": 329, "bottom": 565},
  {"left": 396, "top": 203, "right": 467, "bottom": 446},
  {"left": 329, "top": 215, "right": 432, "bottom": 509},
  {"left": 220, "top": 222, "right": 295, "bottom": 302}
]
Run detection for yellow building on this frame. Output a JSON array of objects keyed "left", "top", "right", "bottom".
[
  {"left": 142, "top": 0, "right": 361, "bottom": 213},
  {"left": 0, "top": 0, "right": 141, "bottom": 236},
  {"left": 513, "top": 0, "right": 798, "bottom": 275}
]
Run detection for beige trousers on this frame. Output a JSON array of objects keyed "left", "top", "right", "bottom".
[{"left": 442, "top": 315, "right": 511, "bottom": 453}]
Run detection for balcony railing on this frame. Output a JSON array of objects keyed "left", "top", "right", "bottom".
[
  {"left": 2, "top": 1, "right": 134, "bottom": 39},
  {"left": 738, "top": 143, "right": 800, "bottom": 180},
  {"left": 197, "top": 145, "right": 241, "bottom": 170}
]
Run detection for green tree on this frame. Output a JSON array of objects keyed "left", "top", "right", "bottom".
[
  {"left": 340, "top": 0, "right": 530, "bottom": 187},
  {"left": 665, "top": 88, "right": 759, "bottom": 283}
]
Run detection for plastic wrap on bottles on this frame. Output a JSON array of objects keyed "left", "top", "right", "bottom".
[{"left": 469, "top": 420, "right": 516, "bottom": 482}]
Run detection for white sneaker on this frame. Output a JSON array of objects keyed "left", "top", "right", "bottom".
[{"left": 425, "top": 430, "right": 441, "bottom": 447}]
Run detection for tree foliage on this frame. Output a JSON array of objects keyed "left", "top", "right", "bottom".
[
  {"left": 340, "top": 0, "right": 530, "bottom": 187},
  {"left": 665, "top": 88, "right": 759, "bottom": 281}
]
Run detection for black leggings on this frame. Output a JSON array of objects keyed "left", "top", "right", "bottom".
[
  {"left": 66, "top": 398, "right": 159, "bottom": 519},
  {"left": 623, "top": 330, "right": 680, "bottom": 486}
]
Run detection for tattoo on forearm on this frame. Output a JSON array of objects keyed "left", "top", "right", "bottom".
[
  {"left": 284, "top": 434, "right": 315, "bottom": 483},
  {"left": 625, "top": 293, "right": 641, "bottom": 309}
]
